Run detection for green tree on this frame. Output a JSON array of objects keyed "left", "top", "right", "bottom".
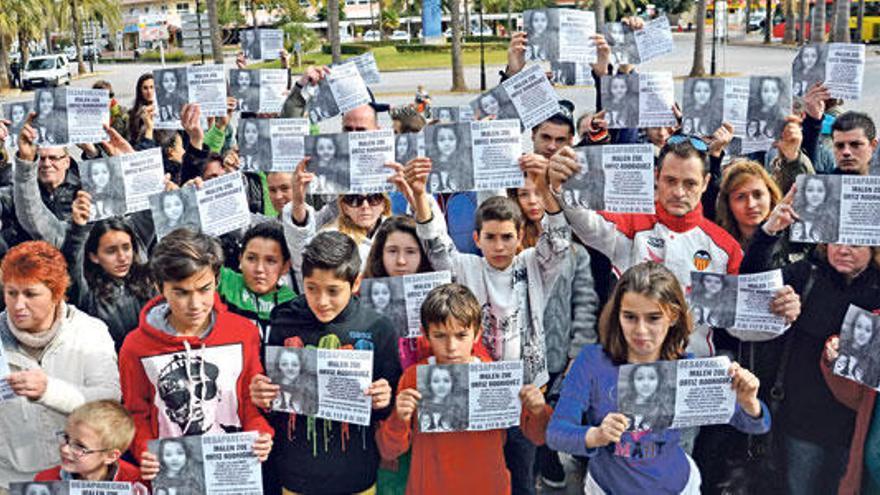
[
  {"left": 651, "top": 0, "right": 694, "bottom": 15},
  {"left": 283, "top": 21, "right": 320, "bottom": 52},
  {"left": 381, "top": 8, "right": 401, "bottom": 31}
]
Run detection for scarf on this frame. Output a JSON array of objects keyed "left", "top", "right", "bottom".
[{"left": 6, "top": 302, "right": 65, "bottom": 357}]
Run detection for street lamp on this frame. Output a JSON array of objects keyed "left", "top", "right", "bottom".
[{"left": 477, "top": 0, "right": 485, "bottom": 90}]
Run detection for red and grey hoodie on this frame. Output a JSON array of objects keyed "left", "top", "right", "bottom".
[{"left": 119, "top": 294, "right": 273, "bottom": 462}]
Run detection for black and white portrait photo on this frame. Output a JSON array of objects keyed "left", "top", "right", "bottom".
[
  {"left": 424, "top": 123, "right": 473, "bottom": 193},
  {"left": 524, "top": 9, "right": 559, "bottom": 62},
  {"left": 307, "top": 83, "right": 340, "bottom": 124},
  {"left": 305, "top": 134, "right": 349, "bottom": 194},
  {"left": 617, "top": 361, "right": 676, "bottom": 432},
  {"left": 33, "top": 88, "right": 67, "bottom": 146},
  {"left": 230, "top": 69, "right": 260, "bottom": 113},
  {"left": 562, "top": 148, "right": 605, "bottom": 209},
  {"left": 241, "top": 29, "right": 259, "bottom": 60},
  {"left": 80, "top": 159, "right": 125, "bottom": 220},
  {"left": 360, "top": 277, "right": 408, "bottom": 337},
  {"left": 472, "top": 87, "right": 515, "bottom": 121},
  {"left": 682, "top": 78, "right": 724, "bottom": 136},
  {"left": 747, "top": 76, "right": 790, "bottom": 141},
  {"left": 4, "top": 101, "right": 33, "bottom": 148},
  {"left": 237, "top": 119, "right": 271, "bottom": 172},
  {"left": 417, "top": 363, "right": 470, "bottom": 433},
  {"left": 431, "top": 106, "right": 459, "bottom": 123},
  {"left": 689, "top": 272, "right": 737, "bottom": 328},
  {"left": 266, "top": 346, "right": 319, "bottom": 415},
  {"left": 791, "top": 174, "right": 840, "bottom": 243},
  {"left": 152, "top": 436, "right": 206, "bottom": 495},
  {"left": 792, "top": 43, "right": 826, "bottom": 98},
  {"left": 10, "top": 481, "right": 67, "bottom": 495},
  {"left": 601, "top": 74, "right": 639, "bottom": 129},
  {"left": 149, "top": 189, "right": 201, "bottom": 239},
  {"left": 604, "top": 22, "right": 639, "bottom": 66},
  {"left": 395, "top": 132, "right": 420, "bottom": 164},
  {"left": 834, "top": 306, "right": 880, "bottom": 388},
  {"left": 155, "top": 68, "right": 189, "bottom": 123}
]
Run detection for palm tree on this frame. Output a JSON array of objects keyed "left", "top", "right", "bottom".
[
  {"left": 450, "top": 0, "right": 467, "bottom": 90},
  {"left": 856, "top": 0, "right": 866, "bottom": 40},
  {"left": 812, "top": 0, "right": 827, "bottom": 40},
  {"left": 799, "top": 0, "right": 809, "bottom": 43},
  {"left": 595, "top": 0, "right": 606, "bottom": 29},
  {"left": 832, "top": 0, "right": 851, "bottom": 40},
  {"left": 70, "top": 0, "right": 86, "bottom": 74},
  {"left": 764, "top": 0, "right": 772, "bottom": 42},
  {"left": 328, "top": 0, "right": 342, "bottom": 62},
  {"left": 784, "top": 0, "right": 796, "bottom": 42},
  {"left": 206, "top": 0, "right": 224, "bottom": 64},
  {"left": 690, "top": 0, "right": 707, "bottom": 76}
]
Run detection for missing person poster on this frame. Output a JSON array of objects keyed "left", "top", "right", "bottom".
[
  {"left": 417, "top": 360, "right": 523, "bottom": 433},
  {"left": 266, "top": 347, "right": 373, "bottom": 425},
  {"left": 241, "top": 28, "right": 284, "bottom": 61},
  {"left": 0, "top": 345, "right": 14, "bottom": 402},
  {"left": 306, "top": 62, "right": 371, "bottom": 123},
  {"left": 360, "top": 271, "right": 452, "bottom": 339},
  {"left": 31, "top": 87, "right": 109, "bottom": 146},
  {"left": 605, "top": 16, "right": 674, "bottom": 66},
  {"left": 791, "top": 43, "right": 865, "bottom": 99},
  {"left": 80, "top": 148, "right": 166, "bottom": 221},
  {"left": 430, "top": 106, "right": 475, "bottom": 123},
  {"left": 332, "top": 52, "right": 381, "bottom": 85},
  {"left": 149, "top": 171, "right": 250, "bottom": 239},
  {"left": 790, "top": 174, "right": 880, "bottom": 245},
  {"left": 601, "top": 73, "right": 675, "bottom": 129},
  {"left": 470, "top": 64, "right": 562, "bottom": 130},
  {"left": 524, "top": 9, "right": 596, "bottom": 64},
  {"left": 562, "top": 144, "right": 655, "bottom": 213},
  {"left": 3, "top": 100, "right": 33, "bottom": 150},
  {"left": 617, "top": 357, "right": 735, "bottom": 431},
  {"left": 550, "top": 62, "right": 594, "bottom": 87},
  {"left": 742, "top": 76, "right": 792, "bottom": 154},
  {"left": 304, "top": 130, "right": 395, "bottom": 194},
  {"left": 423, "top": 120, "right": 523, "bottom": 193},
  {"left": 833, "top": 305, "right": 880, "bottom": 389},
  {"left": 237, "top": 118, "right": 310, "bottom": 172},
  {"left": 148, "top": 432, "right": 262, "bottom": 495},
  {"left": 229, "top": 69, "right": 287, "bottom": 113},
  {"left": 688, "top": 270, "right": 786, "bottom": 333},
  {"left": 10, "top": 481, "right": 134, "bottom": 495},
  {"left": 154, "top": 66, "right": 227, "bottom": 129}
]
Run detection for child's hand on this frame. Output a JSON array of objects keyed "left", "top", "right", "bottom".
[
  {"left": 519, "top": 384, "right": 546, "bottom": 416},
  {"left": 403, "top": 157, "right": 432, "bottom": 197},
  {"left": 586, "top": 413, "right": 629, "bottom": 448},
  {"left": 396, "top": 388, "right": 422, "bottom": 423},
  {"left": 140, "top": 451, "right": 160, "bottom": 480},
  {"left": 729, "top": 361, "right": 762, "bottom": 418},
  {"left": 825, "top": 335, "right": 840, "bottom": 362},
  {"left": 366, "top": 379, "right": 392, "bottom": 410},
  {"left": 249, "top": 374, "right": 280, "bottom": 409},
  {"left": 252, "top": 432, "right": 273, "bottom": 462}
]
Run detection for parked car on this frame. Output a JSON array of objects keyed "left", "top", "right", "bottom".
[
  {"left": 363, "top": 30, "right": 381, "bottom": 41},
  {"left": 390, "top": 30, "right": 410, "bottom": 41},
  {"left": 65, "top": 44, "right": 101, "bottom": 60},
  {"left": 21, "top": 54, "right": 71, "bottom": 90}
]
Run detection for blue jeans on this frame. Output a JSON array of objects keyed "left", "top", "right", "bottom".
[
  {"left": 505, "top": 426, "right": 537, "bottom": 495},
  {"left": 781, "top": 433, "right": 849, "bottom": 495}
]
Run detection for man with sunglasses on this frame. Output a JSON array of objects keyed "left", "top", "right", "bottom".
[{"left": 549, "top": 137, "right": 801, "bottom": 358}]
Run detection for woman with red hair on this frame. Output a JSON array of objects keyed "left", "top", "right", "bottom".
[{"left": 0, "top": 241, "right": 119, "bottom": 492}]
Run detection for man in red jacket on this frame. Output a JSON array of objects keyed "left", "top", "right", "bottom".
[{"left": 117, "top": 229, "right": 273, "bottom": 476}]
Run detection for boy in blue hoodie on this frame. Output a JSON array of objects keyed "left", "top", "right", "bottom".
[{"left": 250, "top": 231, "right": 402, "bottom": 494}]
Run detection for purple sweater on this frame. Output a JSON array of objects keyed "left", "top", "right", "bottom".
[{"left": 546, "top": 344, "right": 771, "bottom": 494}]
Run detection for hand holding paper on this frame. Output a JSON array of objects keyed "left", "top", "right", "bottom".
[
  {"left": 100, "top": 124, "right": 134, "bottom": 157},
  {"left": 396, "top": 388, "right": 422, "bottom": 423},
  {"left": 547, "top": 146, "right": 580, "bottom": 193},
  {"left": 803, "top": 83, "right": 831, "bottom": 120},
  {"left": 825, "top": 335, "right": 841, "bottom": 362},
  {"left": 181, "top": 103, "right": 204, "bottom": 150},
  {"left": 299, "top": 65, "right": 331, "bottom": 87},
  {"left": 763, "top": 186, "right": 799, "bottom": 235},
  {"left": 249, "top": 373, "right": 281, "bottom": 409},
  {"left": 367, "top": 378, "right": 392, "bottom": 410},
  {"left": 16, "top": 112, "right": 38, "bottom": 162},
  {"left": 252, "top": 432, "right": 273, "bottom": 462},
  {"left": 519, "top": 384, "right": 547, "bottom": 416},
  {"left": 590, "top": 35, "right": 611, "bottom": 76},
  {"left": 71, "top": 191, "right": 92, "bottom": 226},
  {"left": 506, "top": 32, "right": 528, "bottom": 78},
  {"left": 707, "top": 122, "right": 735, "bottom": 158},
  {"left": 139, "top": 451, "right": 160, "bottom": 480},
  {"left": 728, "top": 361, "right": 761, "bottom": 418},
  {"left": 769, "top": 285, "right": 801, "bottom": 324},
  {"left": 291, "top": 158, "right": 313, "bottom": 224},
  {"left": 587, "top": 412, "right": 630, "bottom": 448}
]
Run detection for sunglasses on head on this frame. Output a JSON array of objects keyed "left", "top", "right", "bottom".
[
  {"left": 342, "top": 194, "right": 385, "bottom": 207},
  {"left": 667, "top": 134, "right": 709, "bottom": 152}
]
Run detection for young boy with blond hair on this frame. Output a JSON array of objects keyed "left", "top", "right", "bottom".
[
  {"left": 34, "top": 400, "right": 141, "bottom": 482},
  {"left": 376, "top": 283, "right": 552, "bottom": 495}
]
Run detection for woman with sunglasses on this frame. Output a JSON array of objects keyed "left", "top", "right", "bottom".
[{"left": 282, "top": 158, "right": 392, "bottom": 285}]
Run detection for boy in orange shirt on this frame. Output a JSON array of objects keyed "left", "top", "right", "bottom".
[{"left": 376, "top": 283, "right": 552, "bottom": 495}]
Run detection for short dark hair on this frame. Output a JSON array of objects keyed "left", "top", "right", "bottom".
[
  {"left": 832, "top": 111, "right": 876, "bottom": 141},
  {"left": 474, "top": 196, "right": 523, "bottom": 233},
  {"left": 240, "top": 222, "right": 291, "bottom": 262},
  {"left": 533, "top": 114, "right": 574, "bottom": 136},
  {"left": 151, "top": 228, "right": 224, "bottom": 285},
  {"left": 301, "top": 231, "right": 361, "bottom": 285},
  {"left": 657, "top": 139, "right": 709, "bottom": 175},
  {"left": 420, "top": 283, "right": 482, "bottom": 335}
]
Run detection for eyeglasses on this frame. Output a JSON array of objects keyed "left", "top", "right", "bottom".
[
  {"left": 55, "top": 431, "right": 109, "bottom": 459},
  {"left": 341, "top": 194, "right": 385, "bottom": 207},
  {"left": 667, "top": 134, "right": 709, "bottom": 152}
]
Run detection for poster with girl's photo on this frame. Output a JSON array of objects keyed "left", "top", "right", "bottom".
[
  {"left": 600, "top": 74, "right": 638, "bottom": 128},
  {"left": 236, "top": 118, "right": 271, "bottom": 172},
  {"left": 417, "top": 363, "right": 470, "bottom": 432},
  {"left": 469, "top": 64, "right": 562, "bottom": 130},
  {"left": 790, "top": 174, "right": 840, "bottom": 243},
  {"left": 688, "top": 272, "right": 737, "bottom": 329},
  {"left": 12, "top": 480, "right": 136, "bottom": 495},
  {"left": 79, "top": 159, "right": 125, "bottom": 220},
  {"left": 424, "top": 123, "right": 473, "bottom": 193},
  {"left": 3, "top": 100, "right": 33, "bottom": 149},
  {"left": 604, "top": 22, "right": 639, "bottom": 66},
  {"left": 304, "top": 133, "right": 350, "bottom": 194},
  {"left": 154, "top": 66, "right": 227, "bottom": 129},
  {"left": 682, "top": 78, "right": 725, "bottom": 137},
  {"left": 9, "top": 481, "right": 67, "bottom": 495},
  {"left": 148, "top": 432, "right": 262, "bottom": 495},
  {"left": 154, "top": 68, "right": 189, "bottom": 125},
  {"left": 360, "top": 271, "right": 451, "bottom": 339},
  {"left": 394, "top": 132, "right": 423, "bottom": 165},
  {"left": 229, "top": 69, "right": 260, "bottom": 112},
  {"left": 742, "top": 76, "right": 791, "bottom": 154},
  {"left": 266, "top": 346, "right": 319, "bottom": 415},
  {"left": 524, "top": 9, "right": 559, "bottom": 62},
  {"left": 617, "top": 361, "right": 676, "bottom": 431},
  {"left": 148, "top": 188, "right": 201, "bottom": 240},
  {"left": 791, "top": 43, "right": 827, "bottom": 98},
  {"left": 80, "top": 147, "right": 166, "bottom": 221},
  {"left": 834, "top": 305, "right": 880, "bottom": 389},
  {"left": 791, "top": 43, "right": 864, "bottom": 100},
  {"left": 30, "top": 87, "right": 109, "bottom": 147}
]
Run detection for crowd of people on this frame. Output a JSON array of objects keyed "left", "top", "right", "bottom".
[{"left": 0, "top": 14, "right": 878, "bottom": 495}]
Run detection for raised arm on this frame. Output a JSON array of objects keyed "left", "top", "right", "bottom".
[{"left": 61, "top": 191, "right": 96, "bottom": 308}]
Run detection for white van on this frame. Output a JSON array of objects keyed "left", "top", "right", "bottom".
[{"left": 21, "top": 54, "right": 71, "bottom": 90}]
